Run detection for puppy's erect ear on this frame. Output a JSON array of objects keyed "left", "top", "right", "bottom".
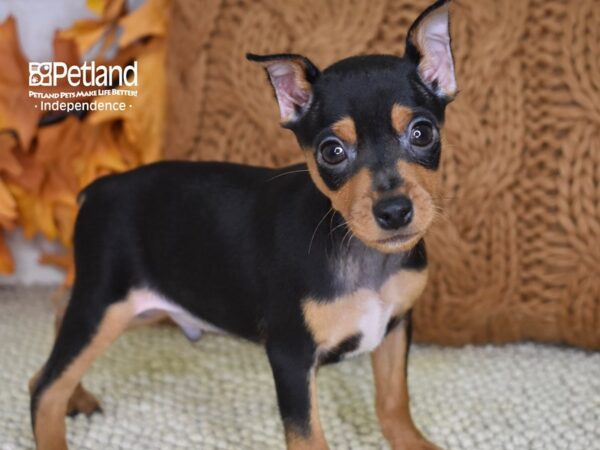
[
  {"left": 247, "top": 53, "right": 320, "bottom": 125},
  {"left": 405, "top": 0, "right": 457, "bottom": 100}
]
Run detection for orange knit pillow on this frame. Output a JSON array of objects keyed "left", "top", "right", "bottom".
[{"left": 164, "top": 0, "right": 600, "bottom": 348}]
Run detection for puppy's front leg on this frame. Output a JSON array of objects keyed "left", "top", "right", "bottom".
[
  {"left": 371, "top": 313, "right": 442, "bottom": 450},
  {"left": 266, "top": 341, "right": 328, "bottom": 450}
]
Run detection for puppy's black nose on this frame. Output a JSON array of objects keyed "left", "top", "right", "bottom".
[{"left": 373, "top": 196, "right": 413, "bottom": 230}]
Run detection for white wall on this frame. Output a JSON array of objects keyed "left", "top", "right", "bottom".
[
  {"left": 0, "top": 0, "right": 95, "bottom": 61},
  {"left": 0, "top": 231, "right": 65, "bottom": 284}
]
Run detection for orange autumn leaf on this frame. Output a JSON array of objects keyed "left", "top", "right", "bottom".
[
  {"left": 0, "top": 133, "right": 23, "bottom": 177},
  {"left": 53, "top": 34, "right": 79, "bottom": 65},
  {"left": 39, "top": 250, "right": 74, "bottom": 286},
  {"left": 7, "top": 153, "right": 44, "bottom": 194},
  {"left": 39, "top": 251, "right": 72, "bottom": 269},
  {"left": 0, "top": 16, "right": 42, "bottom": 148},
  {"left": 87, "top": 0, "right": 106, "bottom": 16},
  {"left": 119, "top": 0, "right": 169, "bottom": 47},
  {"left": 89, "top": 41, "right": 165, "bottom": 164},
  {"left": 99, "top": 0, "right": 126, "bottom": 21},
  {"left": 53, "top": 204, "right": 77, "bottom": 248},
  {"left": 45, "top": 34, "right": 97, "bottom": 102},
  {"left": 58, "top": 20, "right": 107, "bottom": 57},
  {"left": 81, "top": 126, "right": 129, "bottom": 185},
  {"left": 8, "top": 183, "right": 57, "bottom": 240},
  {"left": 0, "top": 133, "right": 19, "bottom": 229},
  {"left": 0, "top": 232, "right": 14, "bottom": 274},
  {"left": 42, "top": 170, "right": 78, "bottom": 209},
  {"left": 0, "top": 180, "right": 17, "bottom": 228},
  {"left": 8, "top": 117, "right": 84, "bottom": 243},
  {"left": 61, "top": 0, "right": 125, "bottom": 56},
  {"left": 35, "top": 116, "right": 83, "bottom": 166}
]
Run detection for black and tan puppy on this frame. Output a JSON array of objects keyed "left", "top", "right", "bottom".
[{"left": 29, "top": 1, "right": 457, "bottom": 449}]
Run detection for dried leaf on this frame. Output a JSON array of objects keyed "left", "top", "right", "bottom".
[
  {"left": 8, "top": 153, "right": 44, "bottom": 193},
  {"left": 53, "top": 34, "right": 80, "bottom": 64},
  {"left": 58, "top": 19, "right": 108, "bottom": 56},
  {"left": 103, "top": 0, "right": 126, "bottom": 21},
  {"left": 39, "top": 250, "right": 74, "bottom": 285},
  {"left": 0, "top": 180, "right": 17, "bottom": 227},
  {"left": 35, "top": 116, "right": 82, "bottom": 165},
  {"left": 0, "top": 133, "right": 23, "bottom": 177},
  {"left": 119, "top": 0, "right": 170, "bottom": 47},
  {"left": 89, "top": 41, "right": 166, "bottom": 164},
  {"left": 0, "top": 232, "right": 14, "bottom": 274},
  {"left": 62, "top": 0, "right": 125, "bottom": 55},
  {"left": 0, "top": 17, "right": 42, "bottom": 148},
  {"left": 87, "top": 0, "right": 106, "bottom": 16}
]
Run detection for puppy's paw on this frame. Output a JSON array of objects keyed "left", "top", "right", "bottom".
[{"left": 66, "top": 385, "right": 103, "bottom": 417}]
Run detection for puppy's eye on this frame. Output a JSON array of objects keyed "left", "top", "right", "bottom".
[
  {"left": 319, "top": 140, "right": 347, "bottom": 165},
  {"left": 410, "top": 121, "right": 434, "bottom": 147}
]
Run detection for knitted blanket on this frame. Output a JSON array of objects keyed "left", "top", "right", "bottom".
[{"left": 164, "top": 0, "right": 600, "bottom": 348}]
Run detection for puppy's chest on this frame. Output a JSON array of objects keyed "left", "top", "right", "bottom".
[{"left": 303, "top": 265, "right": 428, "bottom": 362}]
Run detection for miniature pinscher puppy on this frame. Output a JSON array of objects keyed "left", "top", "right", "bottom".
[{"left": 29, "top": 1, "right": 456, "bottom": 449}]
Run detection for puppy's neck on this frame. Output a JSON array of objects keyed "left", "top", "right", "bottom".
[{"left": 322, "top": 211, "right": 425, "bottom": 295}]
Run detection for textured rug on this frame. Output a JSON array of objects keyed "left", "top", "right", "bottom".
[{"left": 1, "top": 286, "right": 599, "bottom": 450}]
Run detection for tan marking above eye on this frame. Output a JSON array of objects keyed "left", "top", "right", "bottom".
[
  {"left": 331, "top": 116, "right": 357, "bottom": 145},
  {"left": 391, "top": 104, "right": 413, "bottom": 134}
]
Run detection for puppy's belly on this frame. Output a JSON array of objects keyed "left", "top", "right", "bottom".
[{"left": 129, "top": 288, "right": 226, "bottom": 341}]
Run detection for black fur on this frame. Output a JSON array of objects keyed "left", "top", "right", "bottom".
[{"left": 319, "top": 334, "right": 362, "bottom": 365}]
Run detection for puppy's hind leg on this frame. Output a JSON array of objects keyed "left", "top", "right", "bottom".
[
  {"left": 30, "top": 285, "right": 137, "bottom": 450},
  {"left": 29, "top": 298, "right": 102, "bottom": 419}
]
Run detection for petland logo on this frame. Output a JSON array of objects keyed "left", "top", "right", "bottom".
[
  {"left": 29, "top": 61, "right": 138, "bottom": 87},
  {"left": 28, "top": 61, "right": 138, "bottom": 112}
]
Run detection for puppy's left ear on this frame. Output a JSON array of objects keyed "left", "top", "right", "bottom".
[
  {"left": 247, "top": 53, "right": 320, "bottom": 125},
  {"left": 405, "top": 0, "right": 457, "bottom": 101}
]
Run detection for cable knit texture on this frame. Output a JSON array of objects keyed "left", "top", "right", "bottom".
[{"left": 164, "top": 0, "right": 600, "bottom": 348}]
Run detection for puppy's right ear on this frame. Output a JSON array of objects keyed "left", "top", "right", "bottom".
[
  {"left": 405, "top": 0, "right": 457, "bottom": 101},
  {"left": 247, "top": 53, "right": 320, "bottom": 126}
]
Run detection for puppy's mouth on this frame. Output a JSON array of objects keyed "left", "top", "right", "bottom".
[{"left": 376, "top": 232, "right": 419, "bottom": 245}]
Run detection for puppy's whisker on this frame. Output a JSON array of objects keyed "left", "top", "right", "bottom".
[
  {"left": 339, "top": 226, "right": 354, "bottom": 254},
  {"left": 265, "top": 169, "right": 309, "bottom": 183},
  {"left": 330, "top": 219, "right": 352, "bottom": 234},
  {"left": 308, "top": 208, "right": 333, "bottom": 255},
  {"left": 345, "top": 233, "right": 356, "bottom": 253}
]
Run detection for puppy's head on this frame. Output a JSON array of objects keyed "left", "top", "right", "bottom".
[{"left": 249, "top": 0, "right": 456, "bottom": 253}]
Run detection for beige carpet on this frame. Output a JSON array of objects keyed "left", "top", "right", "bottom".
[{"left": 0, "top": 287, "right": 599, "bottom": 450}]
